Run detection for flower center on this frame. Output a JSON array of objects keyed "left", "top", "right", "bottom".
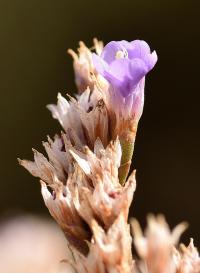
[{"left": 115, "top": 49, "right": 128, "bottom": 59}]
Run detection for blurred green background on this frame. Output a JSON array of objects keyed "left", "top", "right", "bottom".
[{"left": 0, "top": 0, "right": 199, "bottom": 245}]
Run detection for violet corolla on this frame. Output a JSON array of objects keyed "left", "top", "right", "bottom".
[{"left": 93, "top": 40, "right": 157, "bottom": 119}]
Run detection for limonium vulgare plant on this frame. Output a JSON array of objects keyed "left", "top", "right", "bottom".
[{"left": 19, "top": 39, "right": 200, "bottom": 273}]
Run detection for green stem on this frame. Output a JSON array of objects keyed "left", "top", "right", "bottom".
[{"left": 118, "top": 122, "right": 137, "bottom": 185}]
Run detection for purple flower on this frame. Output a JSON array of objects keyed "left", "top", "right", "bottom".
[{"left": 93, "top": 40, "right": 157, "bottom": 97}]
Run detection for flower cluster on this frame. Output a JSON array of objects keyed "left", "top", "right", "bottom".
[{"left": 19, "top": 39, "right": 199, "bottom": 273}]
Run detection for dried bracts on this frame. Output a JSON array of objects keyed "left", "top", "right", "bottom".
[
  {"left": 19, "top": 137, "right": 136, "bottom": 255},
  {"left": 19, "top": 39, "right": 199, "bottom": 273}
]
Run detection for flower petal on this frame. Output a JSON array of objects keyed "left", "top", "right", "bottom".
[
  {"left": 129, "top": 40, "right": 158, "bottom": 71},
  {"left": 100, "top": 41, "right": 124, "bottom": 64},
  {"left": 107, "top": 58, "right": 131, "bottom": 82},
  {"left": 146, "top": 50, "right": 158, "bottom": 70},
  {"left": 130, "top": 40, "right": 151, "bottom": 58},
  {"left": 128, "top": 58, "right": 148, "bottom": 87}
]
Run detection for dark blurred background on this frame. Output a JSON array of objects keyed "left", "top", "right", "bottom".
[{"left": 0, "top": 0, "right": 199, "bottom": 245}]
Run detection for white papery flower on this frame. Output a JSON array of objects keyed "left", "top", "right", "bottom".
[
  {"left": 68, "top": 39, "right": 104, "bottom": 93},
  {"left": 173, "top": 239, "right": 200, "bottom": 273},
  {"left": 131, "top": 215, "right": 188, "bottom": 273},
  {"left": 47, "top": 88, "right": 109, "bottom": 149}
]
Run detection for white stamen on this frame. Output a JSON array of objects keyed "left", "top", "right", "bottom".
[{"left": 115, "top": 50, "right": 128, "bottom": 59}]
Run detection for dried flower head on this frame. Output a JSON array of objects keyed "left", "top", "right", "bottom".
[
  {"left": 19, "top": 38, "right": 199, "bottom": 273},
  {"left": 19, "top": 136, "right": 136, "bottom": 255},
  {"left": 132, "top": 215, "right": 188, "bottom": 273}
]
